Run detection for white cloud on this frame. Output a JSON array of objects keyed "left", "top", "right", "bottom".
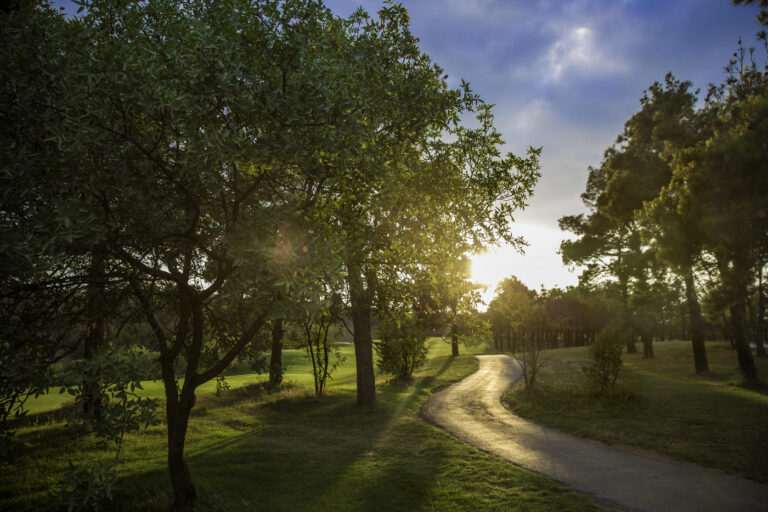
[{"left": 543, "top": 25, "right": 628, "bottom": 82}]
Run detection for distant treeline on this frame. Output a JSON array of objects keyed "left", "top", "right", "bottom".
[{"left": 486, "top": 275, "right": 768, "bottom": 355}]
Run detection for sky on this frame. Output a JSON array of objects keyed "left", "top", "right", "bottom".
[
  {"left": 54, "top": 0, "right": 764, "bottom": 303},
  {"left": 323, "top": 0, "right": 763, "bottom": 303}
]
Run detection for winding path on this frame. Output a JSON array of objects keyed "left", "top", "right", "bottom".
[{"left": 420, "top": 354, "right": 768, "bottom": 512}]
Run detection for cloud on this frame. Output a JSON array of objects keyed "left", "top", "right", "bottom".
[{"left": 542, "top": 25, "right": 628, "bottom": 82}]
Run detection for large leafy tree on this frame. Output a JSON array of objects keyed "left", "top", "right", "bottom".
[
  {"left": 3, "top": 0, "right": 473, "bottom": 508},
  {"left": 0, "top": 1, "right": 109, "bottom": 445},
  {"left": 69, "top": 3, "right": 364, "bottom": 508},
  {"left": 318, "top": 13, "right": 540, "bottom": 406}
]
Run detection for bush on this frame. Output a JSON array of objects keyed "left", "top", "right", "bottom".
[
  {"left": 375, "top": 317, "right": 428, "bottom": 381},
  {"left": 582, "top": 323, "right": 624, "bottom": 394},
  {"left": 56, "top": 346, "right": 159, "bottom": 510},
  {"left": 55, "top": 460, "right": 117, "bottom": 512}
]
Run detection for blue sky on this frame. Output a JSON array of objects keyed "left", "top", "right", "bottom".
[{"left": 54, "top": 0, "right": 764, "bottom": 297}]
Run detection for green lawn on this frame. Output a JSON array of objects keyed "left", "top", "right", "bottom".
[
  {"left": 24, "top": 343, "right": 361, "bottom": 415},
  {"left": 504, "top": 340, "right": 768, "bottom": 482},
  {"left": 1, "top": 338, "right": 602, "bottom": 511}
]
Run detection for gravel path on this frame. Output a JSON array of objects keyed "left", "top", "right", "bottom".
[{"left": 420, "top": 354, "right": 768, "bottom": 512}]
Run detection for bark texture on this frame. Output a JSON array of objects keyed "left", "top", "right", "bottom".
[
  {"left": 83, "top": 251, "right": 105, "bottom": 421},
  {"left": 451, "top": 322, "right": 459, "bottom": 357},
  {"left": 269, "top": 318, "right": 284, "bottom": 387},
  {"left": 347, "top": 261, "right": 375, "bottom": 407},
  {"left": 683, "top": 268, "right": 709, "bottom": 373}
]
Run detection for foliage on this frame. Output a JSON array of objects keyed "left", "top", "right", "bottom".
[
  {"left": 487, "top": 277, "right": 613, "bottom": 357},
  {"left": 560, "top": 74, "right": 700, "bottom": 357},
  {"left": 55, "top": 460, "right": 118, "bottom": 512},
  {"left": 734, "top": 0, "right": 768, "bottom": 25},
  {"left": 560, "top": 37, "right": 768, "bottom": 380},
  {"left": 56, "top": 346, "right": 158, "bottom": 510},
  {"left": 215, "top": 376, "right": 230, "bottom": 398},
  {"left": 331, "top": 44, "right": 541, "bottom": 406},
  {"left": 510, "top": 335, "right": 546, "bottom": 389},
  {"left": 238, "top": 326, "right": 270, "bottom": 374},
  {"left": 663, "top": 39, "right": 768, "bottom": 384},
  {"left": 375, "top": 315, "right": 430, "bottom": 381},
  {"left": 0, "top": 349, "right": 54, "bottom": 457},
  {"left": 2, "top": 0, "right": 539, "bottom": 506},
  {"left": 582, "top": 323, "right": 625, "bottom": 394},
  {"left": 300, "top": 290, "right": 346, "bottom": 396},
  {"left": 303, "top": 317, "right": 346, "bottom": 396}
]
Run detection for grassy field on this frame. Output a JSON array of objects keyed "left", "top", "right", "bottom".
[
  {"left": 23, "top": 344, "right": 361, "bottom": 414},
  {"left": 504, "top": 340, "right": 768, "bottom": 482},
  {"left": 2, "top": 338, "right": 602, "bottom": 511}
]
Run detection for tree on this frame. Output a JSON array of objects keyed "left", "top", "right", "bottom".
[
  {"left": 672, "top": 52, "right": 768, "bottom": 385},
  {"left": 487, "top": 277, "right": 548, "bottom": 387},
  {"left": 298, "top": 278, "right": 345, "bottom": 396},
  {"left": 642, "top": 172, "right": 712, "bottom": 372},
  {"left": 3, "top": 1, "right": 437, "bottom": 509},
  {"left": 438, "top": 257, "right": 487, "bottom": 357},
  {"left": 3, "top": 2, "right": 540, "bottom": 507},
  {"left": 510, "top": 303, "right": 549, "bottom": 388},
  {"left": 320, "top": 11, "right": 540, "bottom": 406},
  {"left": 80, "top": 3, "right": 364, "bottom": 507},
  {"left": 0, "top": 0, "right": 113, "bottom": 451},
  {"left": 562, "top": 74, "right": 702, "bottom": 359},
  {"left": 488, "top": 277, "right": 536, "bottom": 350},
  {"left": 559, "top": 206, "right": 640, "bottom": 353}
]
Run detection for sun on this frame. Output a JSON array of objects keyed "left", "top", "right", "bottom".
[
  {"left": 470, "top": 246, "right": 520, "bottom": 288},
  {"left": 469, "top": 223, "right": 581, "bottom": 307}
]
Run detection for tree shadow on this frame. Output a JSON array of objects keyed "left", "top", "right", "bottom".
[{"left": 111, "top": 356, "right": 469, "bottom": 511}]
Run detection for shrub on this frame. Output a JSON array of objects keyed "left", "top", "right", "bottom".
[
  {"left": 375, "top": 317, "right": 428, "bottom": 381},
  {"left": 56, "top": 346, "right": 159, "bottom": 510},
  {"left": 582, "top": 323, "right": 624, "bottom": 394}
]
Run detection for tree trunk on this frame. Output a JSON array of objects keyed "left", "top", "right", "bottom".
[
  {"left": 730, "top": 300, "right": 759, "bottom": 385},
  {"left": 625, "top": 337, "right": 636, "bottom": 354},
  {"left": 721, "top": 253, "right": 758, "bottom": 384},
  {"left": 642, "top": 332, "right": 654, "bottom": 358},
  {"left": 722, "top": 312, "right": 734, "bottom": 347},
  {"left": 347, "top": 261, "right": 375, "bottom": 407},
  {"left": 620, "top": 280, "right": 636, "bottom": 354},
  {"left": 167, "top": 402, "right": 197, "bottom": 512},
  {"left": 683, "top": 267, "right": 709, "bottom": 373},
  {"left": 747, "top": 295, "right": 758, "bottom": 351},
  {"left": 450, "top": 321, "right": 459, "bottom": 357},
  {"left": 757, "top": 263, "right": 767, "bottom": 357},
  {"left": 83, "top": 250, "right": 106, "bottom": 421},
  {"left": 269, "top": 318, "right": 284, "bottom": 387}
]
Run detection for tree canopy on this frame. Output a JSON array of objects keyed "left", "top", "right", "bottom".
[{"left": 1, "top": 1, "right": 539, "bottom": 509}]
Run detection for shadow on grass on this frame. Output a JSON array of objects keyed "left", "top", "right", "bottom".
[
  {"left": 9, "top": 401, "right": 77, "bottom": 430},
  {"left": 113, "top": 357, "right": 472, "bottom": 511}
]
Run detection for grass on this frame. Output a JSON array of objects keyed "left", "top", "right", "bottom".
[
  {"left": 1, "top": 338, "right": 602, "bottom": 511},
  {"left": 504, "top": 340, "right": 768, "bottom": 482},
  {"left": 23, "top": 344, "right": 361, "bottom": 415}
]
